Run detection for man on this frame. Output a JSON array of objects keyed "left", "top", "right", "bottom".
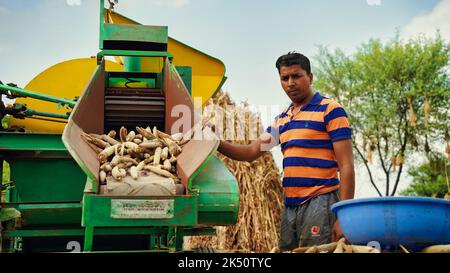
[{"left": 217, "top": 52, "right": 355, "bottom": 251}]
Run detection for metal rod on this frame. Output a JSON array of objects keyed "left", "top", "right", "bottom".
[
  {"left": 23, "top": 109, "right": 69, "bottom": 120},
  {"left": 0, "top": 84, "right": 76, "bottom": 108},
  {"left": 26, "top": 116, "right": 68, "bottom": 124}
]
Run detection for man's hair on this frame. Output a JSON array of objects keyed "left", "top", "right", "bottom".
[{"left": 275, "top": 52, "right": 311, "bottom": 74}]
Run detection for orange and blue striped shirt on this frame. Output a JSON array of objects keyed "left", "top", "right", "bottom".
[{"left": 266, "top": 92, "right": 352, "bottom": 207}]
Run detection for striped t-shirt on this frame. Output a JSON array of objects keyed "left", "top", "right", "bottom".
[{"left": 266, "top": 92, "right": 352, "bottom": 207}]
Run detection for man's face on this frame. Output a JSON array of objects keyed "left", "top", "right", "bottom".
[{"left": 279, "top": 64, "right": 313, "bottom": 104}]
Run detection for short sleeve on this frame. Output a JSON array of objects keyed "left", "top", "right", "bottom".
[{"left": 324, "top": 101, "right": 352, "bottom": 142}]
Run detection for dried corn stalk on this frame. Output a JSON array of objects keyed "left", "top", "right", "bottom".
[{"left": 185, "top": 91, "right": 284, "bottom": 253}]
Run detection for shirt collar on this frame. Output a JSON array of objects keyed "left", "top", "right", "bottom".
[
  {"left": 280, "top": 92, "right": 323, "bottom": 117},
  {"left": 309, "top": 92, "right": 324, "bottom": 105}
]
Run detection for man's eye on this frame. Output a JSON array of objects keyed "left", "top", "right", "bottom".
[{"left": 281, "top": 77, "right": 288, "bottom": 81}]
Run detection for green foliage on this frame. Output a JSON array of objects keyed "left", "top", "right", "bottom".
[
  {"left": 400, "top": 154, "right": 449, "bottom": 198},
  {"left": 314, "top": 33, "right": 450, "bottom": 196}
]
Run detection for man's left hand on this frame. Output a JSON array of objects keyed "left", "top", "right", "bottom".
[{"left": 332, "top": 220, "right": 345, "bottom": 242}]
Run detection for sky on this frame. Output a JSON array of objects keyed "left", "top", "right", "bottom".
[{"left": 1, "top": 0, "right": 449, "bottom": 197}]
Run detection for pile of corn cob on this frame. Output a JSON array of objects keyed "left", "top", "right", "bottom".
[
  {"left": 283, "top": 239, "right": 450, "bottom": 254},
  {"left": 288, "top": 238, "right": 380, "bottom": 253},
  {"left": 81, "top": 126, "right": 187, "bottom": 184}
]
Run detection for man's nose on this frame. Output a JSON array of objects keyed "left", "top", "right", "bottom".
[{"left": 288, "top": 77, "right": 295, "bottom": 86}]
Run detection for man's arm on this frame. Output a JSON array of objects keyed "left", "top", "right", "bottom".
[
  {"left": 323, "top": 101, "right": 355, "bottom": 200},
  {"left": 331, "top": 139, "right": 355, "bottom": 242},
  {"left": 333, "top": 139, "right": 355, "bottom": 201},
  {"left": 218, "top": 132, "right": 275, "bottom": 162}
]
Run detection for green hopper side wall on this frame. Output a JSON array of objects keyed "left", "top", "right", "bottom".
[{"left": 192, "top": 155, "right": 239, "bottom": 226}]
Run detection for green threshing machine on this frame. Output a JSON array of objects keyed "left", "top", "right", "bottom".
[{"left": 0, "top": 0, "right": 239, "bottom": 253}]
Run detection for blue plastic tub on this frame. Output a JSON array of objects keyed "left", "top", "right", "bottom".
[{"left": 331, "top": 197, "right": 450, "bottom": 250}]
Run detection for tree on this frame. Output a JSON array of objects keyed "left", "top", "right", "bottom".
[
  {"left": 314, "top": 34, "right": 450, "bottom": 196},
  {"left": 400, "top": 154, "right": 449, "bottom": 198}
]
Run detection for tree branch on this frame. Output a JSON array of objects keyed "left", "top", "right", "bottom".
[
  {"left": 375, "top": 124, "right": 391, "bottom": 196},
  {"left": 354, "top": 142, "right": 383, "bottom": 197},
  {"left": 388, "top": 113, "right": 404, "bottom": 172},
  {"left": 391, "top": 163, "right": 404, "bottom": 196},
  {"left": 376, "top": 128, "right": 388, "bottom": 174},
  {"left": 391, "top": 113, "right": 409, "bottom": 196},
  {"left": 370, "top": 92, "right": 390, "bottom": 196}
]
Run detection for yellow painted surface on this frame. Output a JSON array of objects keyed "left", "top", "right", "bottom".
[{"left": 9, "top": 58, "right": 122, "bottom": 133}]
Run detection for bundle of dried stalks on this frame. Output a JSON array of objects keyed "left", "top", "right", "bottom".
[{"left": 185, "top": 91, "right": 284, "bottom": 253}]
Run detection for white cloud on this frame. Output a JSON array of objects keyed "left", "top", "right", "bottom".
[{"left": 402, "top": 0, "right": 450, "bottom": 40}]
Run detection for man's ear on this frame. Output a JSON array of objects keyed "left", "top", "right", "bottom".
[{"left": 309, "top": 73, "right": 314, "bottom": 84}]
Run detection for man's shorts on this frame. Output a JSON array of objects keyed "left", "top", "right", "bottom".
[{"left": 279, "top": 190, "right": 340, "bottom": 251}]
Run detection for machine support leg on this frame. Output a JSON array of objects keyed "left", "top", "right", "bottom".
[
  {"left": 6, "top": 237, "right": 22, "bottom": 253},
  {"left": 9, "top": 239, "right": 13, "bottom": 253},
  {"left": 83, "top": 226, "right": 94, "bottom": 252},
  {"left": 149, "top": 235, "right": 155, "bottom": 250},
  {"left": 167, "top": 226, "right": 176, "bottom": 250},
  {"left": 175, "top": 227, "right": 184, "bottom": 252},
  {"left": 161, "top": 233, "right": 168, "bottom": 249}
]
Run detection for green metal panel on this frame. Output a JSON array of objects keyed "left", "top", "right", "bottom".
[
  {"left": 99, "top": 0, "right": 105, "bottom": 48},
  {"left": 123, "top": 56, "right": 143, "bottom": 72},
  {"left": 4, "top": 227, "right": 174, "bottom": 238},
  {"left": 82, "top": 194, "right": 198, "bottom": 227},
  {"left": 0, "top": 132, "right": 86, "bottom": 203},
  {"left": 7, "top": 160, "right": 85, "bottom": 203},
  {"left": 99, "top": 1, "right": 168, "bottom": 50},
  {"left": 108, "top": 77, "right": 156, "bottom": 89},
  {"left": 191, "top": 155, "right": 239, "bottom": 225},
  {"left": 1, "top": 132, "right": 68, "bottom": 154},
  {"left": 4, "top": 229, "right": 84, "bottom": 238},
  {"left": 103, "top": 24, "right": 168, "bottom": 44},
  {"left": 3, "top": 203, "right": 82, "bottom": 227},
  {"left": 175, "top": 66, "right": 192, "bottom": 94}
]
